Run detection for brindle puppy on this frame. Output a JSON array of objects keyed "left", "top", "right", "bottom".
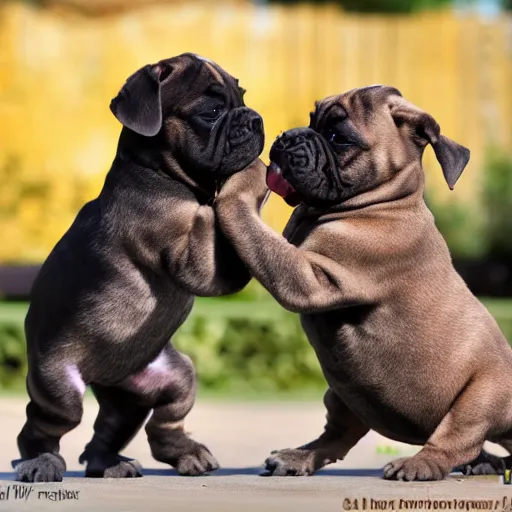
[
  {"left": 215, "top": 85, "right": 512, "bottom": 481},
  {"left": 13, "top": 53, "right": 264, "bottom": 483}
]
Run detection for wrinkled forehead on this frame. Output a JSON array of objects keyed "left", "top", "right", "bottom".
[
  {"left": 161, "top": 53, "right": 244, "bottom": 106},
  {"left": 313, "top": 85, "right": 402, "bottom": 125}
]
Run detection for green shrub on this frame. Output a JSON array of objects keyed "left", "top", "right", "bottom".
[
  {"left": 266, "top": 0, "right": 451, "bottom": 13},
  {"left": 173, "top": 309, "right": 324, "bottom": 393},
  {"left": 427, "top": 150, "right": 512, "bottom": 261},
  {"left": 337, "top": 0, "right": 452, "bottom": 13},
  {"left": 426, "top": 195, "right": 486, "bottom": 261},
  {"left": 0, "top": 321, "right": 26, "bottom": 389},
  {"left": 481, "top": 150, "right": 512, "bottom": 259},
  {"left": 0, "top": 297, "right": 511, "bottom": 393}
]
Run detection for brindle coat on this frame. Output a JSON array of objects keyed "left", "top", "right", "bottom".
[{"left": 13, "top": 53, "right": 264, "bottom": 483}]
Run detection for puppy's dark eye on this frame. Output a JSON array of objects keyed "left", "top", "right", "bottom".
[
  {"left": 200, "top": 107, "right": 223, "bottom": 122},
  {"left": 327, "top": 128, "right": 353, "bottom": 147}
]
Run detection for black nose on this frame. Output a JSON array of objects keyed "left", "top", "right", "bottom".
[{"left": 251, "top": 116, "right": 263, "bottom": 132}]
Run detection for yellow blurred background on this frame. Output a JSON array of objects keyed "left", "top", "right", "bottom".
[{"left": 0, "top": 0, "right": 511, "bottom": 263}]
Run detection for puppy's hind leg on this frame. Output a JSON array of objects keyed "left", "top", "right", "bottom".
[
  {"left": 14, "top": 360, "right": 85, "bottom": 482},
  {"left": 144, "top": 347, "right": 219, "bottom": 476},
  {"left": 384, "top": 380, "right": 495, "bottom": 481},
  {"left": 79, "top": 385, "right": 151, "bottom": 478},
  {"left": 264, "top": 389, "right": 370, "bottom": 476}
]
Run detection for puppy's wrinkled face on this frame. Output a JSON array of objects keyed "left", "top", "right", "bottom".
[
  {"left": 267, "top": 85, "right": 469, "bottom": 208},
  {"left": 111, "top": 53, "right": 264, "bottom": 190}
]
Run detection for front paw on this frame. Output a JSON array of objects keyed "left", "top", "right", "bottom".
[
  {"left": 79, "top": 451, "right": 143, "bottom": 478},
  {"left": 173, "top": 442, "right": 219, "bottom": 476},
  {"left": 263, "top": 448, "right": 323, "bottom": 476},
  {"left": 383, "top": 454, "right": 448, "bottom": 481},
  {"left": 216, "top": 158, "right": 268, "bottom": 210},
  {"left": 12, "top": 453, "right": 66, "bottom": 483}
]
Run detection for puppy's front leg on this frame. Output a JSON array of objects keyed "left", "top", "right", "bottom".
[
  {"left": 164, "top": 199, "right": 253, "bottom": 298},
  {"left": 264, "top": 389, "right": 369, "bottom": 476},
  {"left": 215, "top": 162, "right": 379, "bottom": 313}
]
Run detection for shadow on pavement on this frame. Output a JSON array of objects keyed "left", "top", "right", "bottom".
[
  {"left": 0, "top": 467, "right": 383, "bottom": 481},
  {"left": 145, "top": 467, "right": 382, "bottom": 477}
]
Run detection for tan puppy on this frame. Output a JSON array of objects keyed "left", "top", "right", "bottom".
[{"left": 214, "top": 85, "right": 512, "bottom": 481}]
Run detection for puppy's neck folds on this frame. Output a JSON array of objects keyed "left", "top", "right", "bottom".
[
  {"left": 115, "top": 130, "right": 215, "bottom": 203},
  {"left": 326, "top": 161, "right": 425, "bottom": 217}
]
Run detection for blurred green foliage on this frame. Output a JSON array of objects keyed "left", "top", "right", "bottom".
[
  {"left": 428, "top": 150, "right": 512, "bottom": 261},
  {"left": 174, "top": 306, "right": 324, "bottom": 393},
  {"left": 267, "top": 0, "right": 452, "bottom": 13},
  {"left": 0, "top": 321, "right": 27, "bottom": 389},
  {"left": 0, "top": 296, "right": 511, "bottom": 393},
  {"left": 427, "top": 195, "right": 486, "bottom": 260},
  {"left": 338, "top": 0, "right": 452, "bottom": 13},
  {"left": 481, "top": 150, "right": 512, "bottom": 258}
]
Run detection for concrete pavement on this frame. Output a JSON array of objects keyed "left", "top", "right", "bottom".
[{"left": 0, "top": 397, "right": 510, "bottom": 511}]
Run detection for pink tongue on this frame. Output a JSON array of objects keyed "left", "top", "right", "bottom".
[{"left": 266, "top": 163, "right": 296, "bottom": 198}]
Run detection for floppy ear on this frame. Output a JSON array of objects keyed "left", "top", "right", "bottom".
[
  {"left": 110, "top": 63, "right": 172, "bottom": 137},
  {"left": 389, "top": 98, "right": 470, "bottom": 190}
]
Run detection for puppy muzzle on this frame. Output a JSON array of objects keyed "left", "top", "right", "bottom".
[
  {"left": 268, "top": 128, "right": 341, "bottom": 207},
  {"left": 266, "top": 129, "right": 316, "bottom": 207},
  {"left": 227, "top": 107, "right": 264, "bottom": 148},
  {"left": 269, "top": 128, "right": 318, "bottom": 172},
  {"left": 215, "top": 107, "right": 265, "bottom": 178}
]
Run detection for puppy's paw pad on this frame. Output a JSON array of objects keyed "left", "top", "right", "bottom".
[
  {"left": 13, "top": 453, "right": 66, "bottom": 483},
  {"left": 175, "top": 443, "right": 219, "bottom": 476},
  {"left": 263, "top": 448, "right": 316, "bottom": 476},
  {"left": 383, "top": 455, "right": 446, "bottom": 481}
]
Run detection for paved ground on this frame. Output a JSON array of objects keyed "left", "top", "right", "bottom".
[{"left": 0, "top": 397, "right": 511, "bottom": 511}]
